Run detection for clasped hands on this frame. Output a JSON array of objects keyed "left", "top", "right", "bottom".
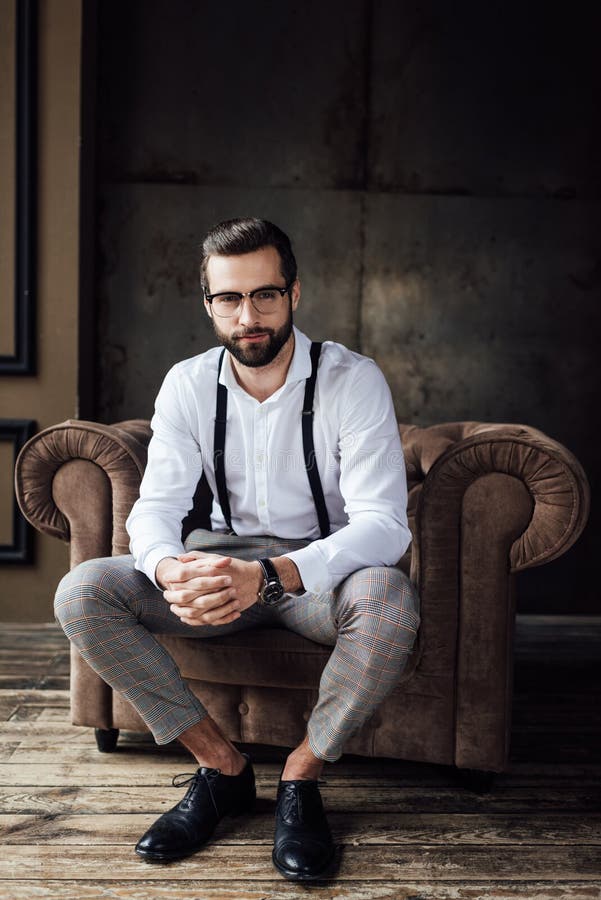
[{"left": 156, "top": 551, "right": 262, "bottom": 627}]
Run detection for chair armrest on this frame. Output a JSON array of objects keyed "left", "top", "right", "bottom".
[
  {"left": 15, "top": 419, "right": 150, "bottom": 565},
  {"left": 408, "top": 421, "right": 590, "bottom": 771},
  {"left": 413, "top": 421, "right": 590, "bottom": 575}
]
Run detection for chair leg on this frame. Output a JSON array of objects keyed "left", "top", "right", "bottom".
[
  {"left": 455, "top": 767, "right": 496, "bottom": 793},
  {"left": 95, "top": 727, "right": 119, "bottom": 753}
]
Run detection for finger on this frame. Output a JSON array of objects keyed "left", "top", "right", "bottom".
[
  {"left": 178, "top": 552, "right": 232, "bottom": 567},
  {"left": 210, "top": 611, "right": 242, "bottom": 626},
  {"left": 164, "top": 578, "right": 233, "bottom": 601},
  {"left": 163, "top": 575, "right": 232, "bottom": 596},
  {"left": 164, "top": 587, "right": 234, "bottom": 607},
  {"left": 178, "top": 610, "right": 241, "bottom": 628},
  {"left": 177, "top": 550, "right": 226, "bottom": 559},
  {"left": 170, "top": 599, "right": 240, "bottom": 623},
  {"left": 168, "top": 591, "right": 236, "bottom": 614},
  {"left": 170, "top": 570, "right": 233, "bottom": 587},
  {"left": 172, "top": 560, "right": 232, "bottom": 583},
  {"left": 172, "top": 598, "right": 239, "bottom": 621},
  {"left": 201, "top": 600, "right": 241, "bottom": 624}
]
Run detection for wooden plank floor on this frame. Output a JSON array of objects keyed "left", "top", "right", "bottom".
[{"left": 0, "top": 616, "right": 600, "bottom": 899}]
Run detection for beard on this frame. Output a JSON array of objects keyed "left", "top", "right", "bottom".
[{"left": 211, "top": 303, "right": 294, "bottom": 368}]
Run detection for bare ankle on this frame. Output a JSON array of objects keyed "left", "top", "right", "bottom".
[
  {"left": 177, "top": 716, "right": 246, "bottom": 775},
  {"left": 216, "top": 749, "right": 247, "bottom": 776},
  {"left": 282, "top": 738, "right": 324, "bottom": 781}
]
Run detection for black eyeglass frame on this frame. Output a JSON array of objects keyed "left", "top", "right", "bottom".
[{"left": 204, "top": 281, "right": 294, "bottom": 315}]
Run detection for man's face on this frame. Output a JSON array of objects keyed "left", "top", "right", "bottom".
[{"left": 204, "top": 246, "right": 300, "bottom": 368}]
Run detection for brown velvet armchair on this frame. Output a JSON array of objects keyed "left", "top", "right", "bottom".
[{"left": 15, "top": 418, "right": 589, "bottom": 783}]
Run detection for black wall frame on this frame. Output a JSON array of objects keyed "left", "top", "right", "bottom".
[
  {"left": 0, "top": 0, "right": 37, "bottom": 375},
  {"left": 0, "top": 418, "right": 36, "bottom": 563}
]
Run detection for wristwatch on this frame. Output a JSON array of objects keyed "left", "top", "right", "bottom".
[{"left": 257, "top": 558, "right": 285, "bottom": 605}]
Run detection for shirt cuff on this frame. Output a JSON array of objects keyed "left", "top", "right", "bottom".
[
  {"left": 141, "top": 545, "right": 185, "bottom": 589},
  {"left": 283, "top": 544, "right": 332, "bottom": 596}
]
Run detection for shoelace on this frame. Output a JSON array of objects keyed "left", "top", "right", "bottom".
[
  {"left": 171, "top": 768, "right": 221, "bottom": 788},
  {"left": 279, "top": 784, "right": 301, "bottom": 822},
  {"left": 171, "top": 768, "right": 222, "bottom": 817},
  {"left": 278, "top": 779, "right": 326, "bottom": 823}
]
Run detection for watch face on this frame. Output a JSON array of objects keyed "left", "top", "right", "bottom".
[{"left": 262, "top": 579, "right": 285, "bottom": 605}]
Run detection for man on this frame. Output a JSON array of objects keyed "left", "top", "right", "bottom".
[{"left": 55, "top": 217, "right": 420, "bottom": 882}]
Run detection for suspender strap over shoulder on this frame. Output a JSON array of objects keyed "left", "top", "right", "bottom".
[
  {"left": 214, "top": 348, "right": 235, "bottom": 533},
  {"left": 302, "top": 342, "right": 330, "bottom": 539},
  {"left": 213, "top": 341, "right": 330, "bottom": 539}
]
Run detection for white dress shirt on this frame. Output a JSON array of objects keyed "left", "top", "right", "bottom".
[{"left": 126, "top": 326, "right": 411, "bottom": 594}]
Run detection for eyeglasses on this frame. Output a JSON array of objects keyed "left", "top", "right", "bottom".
[{"left": 205, "top": 282, "right": 293, "bottom": 317}]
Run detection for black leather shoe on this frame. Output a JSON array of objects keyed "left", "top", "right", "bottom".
[
  {"left": 135, "top": 753, "right": 255, "bottom": 862},
  {"left": 272, "top": 778, "right": 336, "bottom": 881}
]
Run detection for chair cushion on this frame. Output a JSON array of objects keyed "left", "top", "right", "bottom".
[{"left": 158, "top": 627, "right": 420, "bottom": 691}]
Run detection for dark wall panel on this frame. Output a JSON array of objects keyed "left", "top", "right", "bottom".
[
  {"left": 362, "top": 195, "right": 599, "bottom": 431},
  {"left": 371, "top": 1, "right": 601, "bottom": 196},
  {"left": 98, "top": 0, "right": 367, "bottom": 189}
]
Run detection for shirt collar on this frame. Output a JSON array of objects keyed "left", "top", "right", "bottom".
[{"left": 218, "top": 326, "right": 313, "bottom": 398}]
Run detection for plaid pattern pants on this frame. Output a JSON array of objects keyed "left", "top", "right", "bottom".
[{"left": 54, "top": 530, "right": 421, "bottom": 762}]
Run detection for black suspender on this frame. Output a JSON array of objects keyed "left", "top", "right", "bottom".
[
  {"left": 214, "top": 349, "right": 234, "bottom": 533},
  {"left": 213, "top": 342, "right": 330, "bottom": 539},
  {"left": 301, "top": 342, "right": 330, "bottom": 539}
]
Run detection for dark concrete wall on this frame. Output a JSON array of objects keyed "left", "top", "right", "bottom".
[{"left": 95, "top": 0, "right": 600, "bottom": 613}]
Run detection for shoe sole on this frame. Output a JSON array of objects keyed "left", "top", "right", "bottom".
[
  {"left": 272, "top": 848, "right": 337, "bottom": 882},
  {"left": 136, "top": 846, "right": 195, "bottom": 862}
]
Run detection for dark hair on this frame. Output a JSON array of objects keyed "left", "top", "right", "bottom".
[{"left": 200, "top": 217, "right": 297, "bottom": 293}]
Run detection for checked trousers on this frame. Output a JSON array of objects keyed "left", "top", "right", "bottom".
[{"left": 54, "top": 530, "right": 421, "bottom": 763}]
